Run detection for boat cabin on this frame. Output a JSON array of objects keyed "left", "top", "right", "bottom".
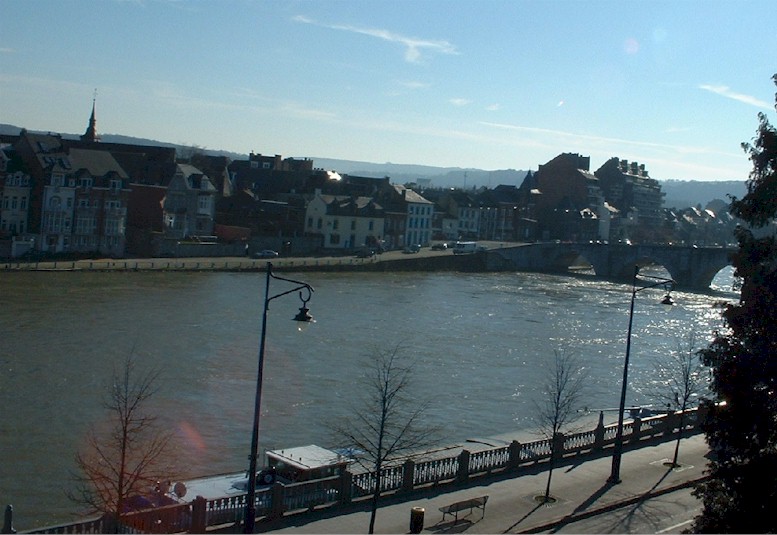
[{"left": 266, "top": 444, "right": 351, "bottom": 482}]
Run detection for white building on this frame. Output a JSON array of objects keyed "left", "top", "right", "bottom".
[{"left": 304, "top": 190, "right": 385, "bottom": 249}]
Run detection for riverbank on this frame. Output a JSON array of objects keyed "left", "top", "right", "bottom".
[{"left": 0, "top": 243, "right": 506, "bottom": 273}]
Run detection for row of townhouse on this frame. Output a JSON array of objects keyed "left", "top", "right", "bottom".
[
  {"left": 1, "top": 101, "right": 683, "bottom": 258},
  {"left": 0, "top": 130, "right": 219, "bottom": 258}
]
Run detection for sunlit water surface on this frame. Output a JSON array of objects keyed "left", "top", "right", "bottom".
[{"left": 0, "top": 267, "right": 736, "bottom": 528}]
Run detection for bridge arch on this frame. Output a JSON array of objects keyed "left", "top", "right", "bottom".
[{"left": 489, "top": 243, "right": 733, "bottom": 291}]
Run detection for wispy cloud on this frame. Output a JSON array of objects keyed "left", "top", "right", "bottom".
[
  {"left": 699, "top": 84, "right": 772, "bottom": 109},
  {"left": 449, "top": 98, "right": 471, "bottom": 107},
  {"left": 485, "top": 103, "right": 501, "bottom": 111},
  {"left": 0, "top": 47, "right": 14, "bottom": 54},
  {"left": 293, "top": 15, "right": 457, "bottom": 64},
  {"left": 480, "top": 121, "right": 740, "bottom": 158},
  {"left": 397, "top": 80, "right": 430, "bottom": 90}
]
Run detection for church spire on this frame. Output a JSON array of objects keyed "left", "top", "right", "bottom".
[{"left": 81, "top": 89, "right": 100, "bottom": 143}]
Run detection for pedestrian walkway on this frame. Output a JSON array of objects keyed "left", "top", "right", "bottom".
[{"left": 254, "top": 433, "right": 708, "bottom": 534}]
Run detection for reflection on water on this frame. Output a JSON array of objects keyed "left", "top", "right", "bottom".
[{"left": 0, "top": 267, "right": 737, "bottom": 528}]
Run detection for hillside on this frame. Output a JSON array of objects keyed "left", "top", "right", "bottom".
[{"left": 1, "top": 123, "right": 746, "bottom": 208}]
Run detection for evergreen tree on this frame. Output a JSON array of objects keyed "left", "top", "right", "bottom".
[{"left": 692, "top": 74, "right": 777, "bottom": 533}]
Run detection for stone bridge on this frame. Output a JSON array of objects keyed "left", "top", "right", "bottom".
[{"left": 486, "top": 242, "right": 734, "bottom": 290}]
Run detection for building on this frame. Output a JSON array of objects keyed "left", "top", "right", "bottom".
[
  {"left": 594, "top": 157, "right": 664, "bottom": 240},
  {"left": 304, "top": 190, "right": 385, "bottom": 250},
  {"left": 435, "top": 190, "right": 481, "bottom": 241},
  {"left": 530, "top": 153, "right": 607, "bottom": 242},
  {"left": 38, "top": 148, "right": 130, "bottom": 256},
  {"left": 373, "top": 184, "right": 434, "bottom": 248},
  {"left": 163, "top": 164, "right": 217, "bottom": 239}
]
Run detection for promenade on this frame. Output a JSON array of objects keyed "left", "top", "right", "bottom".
[{"left": 254, "top": 433, "right": 708, "bottom": 534}]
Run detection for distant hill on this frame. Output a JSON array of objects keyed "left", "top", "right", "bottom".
[
  {"left": 309, "top": 157, "right": 529, "bottom": 188},
  {"left": 0, "top": 123, "right": 746, "bottom": 208},
  {"left": 661, "top": 179, "right": 746, "bottom": 209}
]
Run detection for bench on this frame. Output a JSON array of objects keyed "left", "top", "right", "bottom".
[{"left": 438, "top": 495, "right": 489, "bottom": 523}]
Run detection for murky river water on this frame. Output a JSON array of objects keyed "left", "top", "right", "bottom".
[{"left": 0, "top": 267, "right": 736, "bottom": 529}]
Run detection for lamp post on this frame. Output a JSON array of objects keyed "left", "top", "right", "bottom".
[
  {"left": 608, "top": 265, "right": 674, "bottom": 484},
  {"left": 244, "top": 262, "right": 314, "bottom": 533}
]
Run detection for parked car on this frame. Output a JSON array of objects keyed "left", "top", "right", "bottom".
[
  {"left": 355, "top": 249, "right": 376, "bottom": 258},
  {"left": 403, "top": 244, "right": 421, "bottom": 254},
  {"left": 252, "top": 250, "right": 279, "bottom": 259},
  {"left": 431, "top": 243, "right": 448, "bottom": 250}
]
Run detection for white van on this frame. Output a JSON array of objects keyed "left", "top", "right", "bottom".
[{"left": 452, "top": 241, "right": 478, "bottom": 254}]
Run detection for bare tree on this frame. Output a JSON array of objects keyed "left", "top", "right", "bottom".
[
  {"left": 331, "top": 345, "right": 439, "bottom": 534},
  {"left": 533, "top": 349, "right": 587, "bottom": 503},
  {"left": 653, "top": 332, "right": 708, "bottom": 467},
  {"left": 68, "top": 355, "right": 175, "bottom": 525}
]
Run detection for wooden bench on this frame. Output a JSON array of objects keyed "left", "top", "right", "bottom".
[{"left": 438, "top": 495, "right": 489, "bottom": 523}]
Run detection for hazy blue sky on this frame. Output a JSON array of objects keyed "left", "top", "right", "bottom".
[{"left": 2, "top": 0, "right": 775, "bottom": 181}]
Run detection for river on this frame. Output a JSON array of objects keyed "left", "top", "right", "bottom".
[{"left": 0, "top": 267, "right": 736, "bottom": 530}]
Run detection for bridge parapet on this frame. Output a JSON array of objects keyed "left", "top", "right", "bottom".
[{"left": 488, "top": 243, "right": 733, "bottom": 291}]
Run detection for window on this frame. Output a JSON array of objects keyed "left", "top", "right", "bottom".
[
  {"left": 308, "top": 217, "right": 313, "bottom": 228},
  {"left": 20, "top": 197, "right": 26, "bottom": 210},
  {"left": 369, "top": 221, "right": 374, "bottom": 231},
  {"left": 317, "top": 218, "right": 322, "bottom": 229},
  {"left": 351, "top": 220, "right": 356, "bottom": 230},
  {"left": 333, "top": 219, "right": 339, "bottom": 230}
]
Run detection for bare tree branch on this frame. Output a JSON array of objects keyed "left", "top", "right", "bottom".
[
  {"left": 67, "top": 354, "right": 177, "bottom": 523},
  {"left": 330, "top": 344, "right": 440, "bottom": 534}
]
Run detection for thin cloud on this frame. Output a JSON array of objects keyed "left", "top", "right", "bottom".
[
  {"left": 293, "top": 15, "right": 457, "bottom": 63},
  {"left": 480, "top": 121, "right": 740, "bottom": 158},
  {"left": 699, "top": 84, "right": 772, "bottom": 109},
  {"left": 485, "top": 103, "right": 501, "bottom": 111},
  {"left": 449, "top": 98, "right": 471, "bottom": 107},
  {"left": 397, "top": 80, "right": 430, "bottom": 90}
]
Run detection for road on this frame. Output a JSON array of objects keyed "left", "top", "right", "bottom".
[{"left": 540, "top": 485, "right": 701, "bottom": 534}]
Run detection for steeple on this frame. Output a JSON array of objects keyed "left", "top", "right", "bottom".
[{"left": 81, "top": 89, "right": 100, "bottom": 143}]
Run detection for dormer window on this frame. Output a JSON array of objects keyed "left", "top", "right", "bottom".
[{"left": 79, "top": 178, "right": 92, "bottom": 189}]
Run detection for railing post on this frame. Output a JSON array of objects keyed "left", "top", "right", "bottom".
[
  {"left": 629, "top": 416, "right": 642, "bottom": 442},
  {"left": 402, "top": 459, "right": 415, "bottom": 491},
  {"left": 457, "top": 450, "right": 470, "bottom": 483},
  {"left": 3, "top": 504, "right": 15, "bottom": 534},
  {"left": 508, "top": 440, "right": 522, "bottom": 470},
  {"left": 594, "top": 411, "right": 605, "bottom": 451},
  {"left": 552, "top": 432, "right": 566, "bottom": 460},
  {"left": 664, "top": 410, "right": 678, "bottom": 436},
  {"left": 269, "top": 481, "right": 285, "bottom": 520},
  {"left": 189, "top": 496, "right": 206, "bottom": 534},
  {"left": 339, "top": 471, "right": 353, "bottom": 505}
]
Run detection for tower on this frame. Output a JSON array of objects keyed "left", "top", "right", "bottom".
[{"left": 81, "top": 90, "right": 100, "bottom": 143}]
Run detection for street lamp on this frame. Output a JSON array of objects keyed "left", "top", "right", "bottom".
[
  {"left": 244, "top": 262, "right": 314, "bottom": 533},
  {"left": 608, "top": 265, "right": 674, "bottom": 484}
]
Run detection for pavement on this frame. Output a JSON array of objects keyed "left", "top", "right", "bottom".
[{"left": 252, "top": 432, "right": 709, "bottom": 534}]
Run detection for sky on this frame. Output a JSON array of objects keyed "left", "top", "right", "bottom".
[{"left": 2, "top": 0, "right": 776, "bottom": 182}]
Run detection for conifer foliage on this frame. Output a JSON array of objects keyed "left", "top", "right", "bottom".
[{"left": 692, "top": 74, "right": 777, "bottom": 533}]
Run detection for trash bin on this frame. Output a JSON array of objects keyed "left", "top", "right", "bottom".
[{"left": 410, "top": 506, "right": 424, "bottom": 534}]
